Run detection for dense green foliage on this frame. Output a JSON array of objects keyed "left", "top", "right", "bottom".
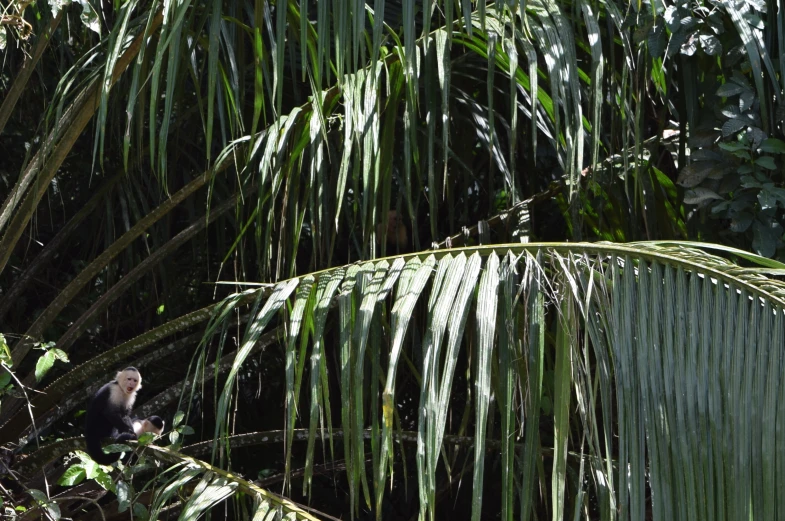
[{"left": 2, "top": 0, "right": 785, "bottom": 519}]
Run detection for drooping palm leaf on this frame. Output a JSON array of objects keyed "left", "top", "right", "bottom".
[{"left": 184, "top": 241, "right": 785, "bottom": 520}]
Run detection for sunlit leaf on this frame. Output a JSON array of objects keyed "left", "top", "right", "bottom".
[
  {"left": 116, "top": 481, "right": 131, "bottom": 513},
  {"left": 57, "top": 465, "right": 86, "bottom": 487},
  {"left": 179, "top": 474, "right": 238, "bottom": 520},
  {"left": 34, "top": 351, "right": 55, "bottom": 382},
  {"left": 471, "top": 252, "right": 500, "bottom": 521}
]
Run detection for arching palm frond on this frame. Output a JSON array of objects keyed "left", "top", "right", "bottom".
[{"left": 174, "top": 241, "right": 785, "bottom": 521}]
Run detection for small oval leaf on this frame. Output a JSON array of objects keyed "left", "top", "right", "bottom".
[
  {"left": 677, "top": 161, "right": 721, "bottom": 187},
  {"left": 716, "top": 82, "right": 745, "bottom": 97},
  {"left": 684, "top": 187, "right": 723, "bottom": 205},
  {"left": 756, "top": 156, "right": 777, "bottom": 170},
  {"left": 58, "top": 466, "right": 86, "bottom": 487},
  {"left": 34, "top": 351, "right": 55, "bottom": 382},
  {"left": 731, "top": 212, "right": 754, "bottom": 232},
  {"left": 116, "top": 481, "right": 131, "bottom": 513},
  {"left": 759, "top": 138, "right": 785, "bottom": 154},
  {"left": 722, "top": 118, "right": 747, "bottom": 137}
]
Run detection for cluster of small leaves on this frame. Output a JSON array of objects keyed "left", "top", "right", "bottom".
[
  {"left": 677, "top": 65, "right": 785, "bottom": 258},
  {"left": 717, "top": 136, "right": 785, "bottom": 247},
  {"left": 26, "top": 490, "right": 60, "bottom": 520},
  {"left": 116, "top": 480, "right": 151, "bottom": 520},
  {"left": 58, "top": 447, "right": 153, "bottom": 519},
  {"left": 0, "top": 0, "right": 100, "bottom": 52},
  {"left": 33, "top": 341, "right": 69, "bottom": 382},
  {"left": 168, "top": 410, "right": 194, "bottom": 447},
  {"left": 58, "top": 450, "right": 115, "bottom": 490},
  {"left": 57, "top": 420, "right": 172, "bottom": 519},
  {"left": 1, "top": 502, "right": 28, "bottom": 519},
  {"left": 663, "top": 0, "right": 785, "bottom": 257},
  {"left": 715, "top": 72, "right": 761, "bottom": 138},
  {"left": 637, "top": 0, "right": 726, "bottom": 60},
  {"left": 48, "top": 0, "right": 101, "bottom": 35}
]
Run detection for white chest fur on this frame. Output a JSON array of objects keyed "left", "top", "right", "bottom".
[{"left": 109, "top": 382, "right": 136, "bottom": 410}]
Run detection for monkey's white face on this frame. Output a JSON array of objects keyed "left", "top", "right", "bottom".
[{"left": 119, "top": 371, "right": 141, "bottom": 395}]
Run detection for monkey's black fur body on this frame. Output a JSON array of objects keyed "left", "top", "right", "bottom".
[{"left": 84, "top": 370, "right": 139, "bottom": 465}]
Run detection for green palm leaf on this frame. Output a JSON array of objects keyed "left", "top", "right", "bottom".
[{"left": 197, "top": 242, "right": 785, "bottom": 520}]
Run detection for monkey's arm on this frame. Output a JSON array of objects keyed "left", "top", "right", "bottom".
[{"left": 102, "top": 406, "right": 136, "bottom": 436}]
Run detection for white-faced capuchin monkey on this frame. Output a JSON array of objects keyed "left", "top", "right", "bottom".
[
  {"left": 133, "top": 415, "right": 165, "bottom": 436},
  {"left": 84, "top": 367, "right": 143, "bottom": 464},
  {"left": 377, "top": 210, "right": 408, "bottom": 252}
]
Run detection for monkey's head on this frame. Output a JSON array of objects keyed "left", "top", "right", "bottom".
[
  {"left": 144, "top": 415, "right": 165, "bottom": 435},
  {"left": 116, "top": 367, "right": 142, "bottom": 395},
  {"left": 386, "top": 210, "right": 401, "bottom": 232},
  {"left": 377, "top": 210, "right": 408, "bottom": 250}
]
